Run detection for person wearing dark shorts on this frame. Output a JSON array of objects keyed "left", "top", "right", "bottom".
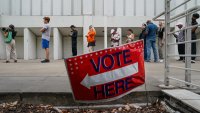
[
  {"left": 40, "top": 17, "right": 51, "bottom": 63},
  {"left": 86, "top": 25, "right": 96, "bottom": 52},
  {"left": 69, "top": 25, "right": 78, "bottom": 56},
  {"left": 191, "top": 13, "right": 199, "bottom": 63}
]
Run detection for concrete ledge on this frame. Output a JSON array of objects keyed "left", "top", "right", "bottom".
[{"left": 0, "top": 91, "right": 162, "bottom": 106}]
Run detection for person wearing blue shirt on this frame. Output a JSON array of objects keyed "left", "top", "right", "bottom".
[{"left": 145, "top": 20, "right": 158, "bottom": 62}]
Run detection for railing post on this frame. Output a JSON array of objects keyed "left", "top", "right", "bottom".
[
  {"left": 185, "top": 13, "right": 192, "bottom": 88},
  {"left": 164, "top": 0, "right": 170, "bottom": 86}
]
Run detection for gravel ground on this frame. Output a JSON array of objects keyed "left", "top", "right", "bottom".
[{"left": 0, "top": 100, "right": 168, "bottom": 113}]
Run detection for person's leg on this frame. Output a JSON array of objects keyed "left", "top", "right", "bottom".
[
  {"left": 72, "top": 41, "right": 76, "bottom": 56},
  {"left": 158, "top": 38, "right": 162, "bottom": 59},
  {"left": 11, "top": 40, "right": 17, "bottom": 62},
  {"left": 146, "top": 39, "right": 151, "bottom": 62},
  {"left": 41, "top": 39, "right": 50, "bottom": 63},
  {"left": 88, "top": 46, "right": 92, "bottom": 52},
  {"left": 45, "top": 48, "right": 49, "bottom": 60},
  {"left": 144, "top": 39, "right": 147, "bottom": 60},
  {"left": 5, "top": 43, "right": 11, "bottom": 63},
  {"left": 191, "top": 42, "right": 196, "bottom": 60},
  {"left": 152, "top": 40, "right": 158, "bottom": 62},
  {"left": 178, "top": 44, "right": 184, "bottom": 60}
]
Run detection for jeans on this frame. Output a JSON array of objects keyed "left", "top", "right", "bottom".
[
  {"left": 144, "top": 39, "right": 147, "bottom": 60},
  {"left": 146, "top": 39, "right": 158, "bottom": 62}
]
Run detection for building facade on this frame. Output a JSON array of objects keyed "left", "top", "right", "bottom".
[{"left": 0, "top": 0, "right": 199, "bottom": 60}]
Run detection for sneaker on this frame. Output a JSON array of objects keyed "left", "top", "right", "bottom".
[
  {"left": 191, "top": 60, "right": 196, "bottom": 63},
  {"left": 183, "top": 60, "right": 195, "bottom": 63},
  {"left": 41, "top": 59, "right": 50, "bottom": 63},
  {"left": 159, "top": 59, "right": 164, "bottom": 63},
  {"left": 177, "top": 59, "right": 183, "bottom": 61},
  {"left": 14, "top": 60, "right": 17, "bottom": 63},
  {"left": 5, "top": 61, "right": 10, "bottom": 63},
  {"left": 154, "top": 60, "right": 159, "bottom": 63},
  {"left": 145, "top": 60, "right": 151, "bottom": 62}
]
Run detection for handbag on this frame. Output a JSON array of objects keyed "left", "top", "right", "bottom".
[{"left": 4, "top": 32, "right": 12, "bottom": 43}]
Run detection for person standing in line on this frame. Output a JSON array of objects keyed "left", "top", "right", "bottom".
[
  {"left": 139, "top": 23, "right": 147, "bottom": 61},
  {"left": 145, "top": 20, "right": 158, "bottom": 62},
  {"left": 126, "top": 29, "right": 135, "bottom": 43},
  {"left": 157, "top": 21, "right": 165, "bottom": 63},
  {"left": 110, "top": 28, "right": 120, "bottom": 47},
  {"left": 173, "top": 22, "right": 185, "bottom": 61},
  {"left": 191, "top": 13, "right": 199, "bottom": 63},
  {"left": 85, "top": 25, "right": 96, "bottom": 52},
  {"left": 69, "top": 25, "right": 78, "bottom": 56},
  {"left": 2, "top": 24, "right": 17, "bottom": 63},
  {"left": 40, "top": 17, "right": 51, "bottom": 63}
]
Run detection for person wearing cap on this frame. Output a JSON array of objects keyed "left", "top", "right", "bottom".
[
  {"left": 69, "top": 25, "right": 78, "bottom": 56},
  {"left": 110, "top": 28, "right": 120, "bottom": 47},
  {"left": 2, "top": 24, "right": 17, "bottom": 63},
  {"left": 191, "top": 13, "right": 199, "bottom": 63},
  {"left": 145, "top": 20, "right": 158, "bottom": 62},
  {"left": 40, "top": 17, "right": 51, "bottom": 63},
  {"left": 126, "top": 29, "right": 135, "bottom": 43},
  {"left": 85, "top": 25, "right": 96, "bottom": 52},
  {"left": 139, "top": 23, "right": 147, "bottom": 61},
  {"left": 157, "top": 21, "right": 165, "bottom": 63},
  {"left": 173, "top": 22, "right": 185, "bottom": 61}
]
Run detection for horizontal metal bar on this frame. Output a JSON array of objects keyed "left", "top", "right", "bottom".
[
  {"left": 168, "top": 65, "right": 200, "bottom": 72},
  {"left": 168, "top": 0, "right": 191, "bottom": 13},
  {"left": 152, "top": 11, "right": 165, "bottom": 21},
  {"left": 168, "top": 54, "right": 200, "bottom": 57},
  {"left": 168, "top": 76, "right": 200, "bottom": 88},
  {"left": 168, "top": 39, "right": 200, "bottom": 45},
  {"left": 169, "top": 6, "right": 200, "bottom": 23},
  {"left": 168, "top": 24, "right": 200, "bottom": 35}
]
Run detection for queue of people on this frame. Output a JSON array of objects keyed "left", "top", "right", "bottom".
[{"left": 1, "top": 14, "right": 199, "bottom": 63}]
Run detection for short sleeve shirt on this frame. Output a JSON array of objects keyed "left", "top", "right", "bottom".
[{"left": 42, "top": 24, "right": 51, "bottom": 41}]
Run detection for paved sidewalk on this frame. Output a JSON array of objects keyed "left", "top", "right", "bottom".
[{"left": 0, "top": 60, "right": 199, "bottom": 93}]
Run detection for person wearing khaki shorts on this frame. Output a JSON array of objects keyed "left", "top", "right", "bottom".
[
  {"left": 6, "top": 39, "right": 17, "bottom": 63},
  {"left": 2, "top": 24, "right": 17, "bottom": 63}
]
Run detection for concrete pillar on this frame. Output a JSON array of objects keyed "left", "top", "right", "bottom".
[
  {"left": 104, "top": 16, "right": 108, "bottom": 49},
  {"left": 0, "top": 31, "right": 6, "bottom": 59},
  {"left": 24, "top": 28, "right": 37, "bottom": 60},
  {"left": 53, "top": 28, "right": 63, "bottom": 60},
  {"left": 83, "top": 16, "right": 93, "bottom": 53}
]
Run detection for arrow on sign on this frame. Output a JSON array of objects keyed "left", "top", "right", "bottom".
[{"left": 81, "top": 63, "right": 138, "bottom": 89}]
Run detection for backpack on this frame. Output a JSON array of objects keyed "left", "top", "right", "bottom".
[{"left": 4, "top": 32, "right": 12, "bottom": 43}]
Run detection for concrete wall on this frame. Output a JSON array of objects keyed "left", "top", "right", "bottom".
[
  {"left": 0, "top": 31, "right": 6, "bottom": 59},
  {"left": 53, "top": 28, "right": 62, "bottom": 59},
  {"left": 24, "top": 28, "right": 37, "bottom": 60},
  {"left": 0, "top": 0, "right": 165, "bottom": 16},
  {"left": 15, "top": 37, "right": 24, "bottom": 59}
]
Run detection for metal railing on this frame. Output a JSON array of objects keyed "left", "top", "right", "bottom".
[{"left": 153, "top": 0, "right": 200, "bottom": 89}]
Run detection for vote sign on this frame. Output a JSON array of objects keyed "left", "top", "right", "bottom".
[{"left": 65, "top": 40, "right": 145, "bottom": 102}]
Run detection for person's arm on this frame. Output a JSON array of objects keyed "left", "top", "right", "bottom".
[
  {"left": 145, "top": 26, "right": 149, "bottom": 35},
  {"left": 3, "top": 32, "right": 8, "bottom": 37},
  {"left": 192, "top": 27, "right": 198, "bottom": 33},
  {"left": 131, "top": 34, "right": 135, "bottom": 40},
  {"left": 72, "top": 31, "right": 78, "bottom": 38},
  {"left": 88, "top": 30, "right": 96, "bottom": 37},
  {"left": 40, "top": 25, "right": 48, "bottom": 33},
  {"left": 172, "top": 33, "right": 178, "bottom": 38},
  {"left": 114, "top": 34, "right": 120, "bottom": 41}
]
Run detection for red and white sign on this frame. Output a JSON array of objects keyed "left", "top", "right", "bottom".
[{"left": 65, "top": 40, "right": 145, "bottom": 103}]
